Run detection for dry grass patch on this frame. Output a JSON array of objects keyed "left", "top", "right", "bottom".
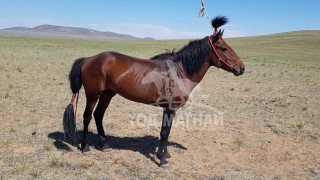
[{"left": 0, "top": 32, "right": 319, "bottom": 179}]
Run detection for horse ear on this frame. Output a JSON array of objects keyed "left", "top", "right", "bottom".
[
  {"left": 211, "top": 29, "right": 223, "bottom": 42},
  {"left": 221, "top": 30, "right": 224, "bottom": 37},
  {"left": 217, "top": 29, "right": 222, "bottom": 38},
  {"left": 215, "top": 29, "right": 224, "bottom": 39}
]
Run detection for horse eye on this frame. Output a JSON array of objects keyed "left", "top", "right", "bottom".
[
  {"left": 216, "top": 45, "right": 227, "bottom": 52},
  {"left": 221, "top": 47, "right": 228, "bottom": 52}
]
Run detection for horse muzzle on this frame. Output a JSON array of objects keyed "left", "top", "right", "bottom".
[{"left": 232, "top": 62, "right": 245, "bottom": 76}]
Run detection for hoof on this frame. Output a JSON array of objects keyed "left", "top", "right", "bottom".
[
  {"left": 81, "top": 144, "right": 91, "bottom": 155},
  {"left": 164, "top": 152, "right": 171, "bottom": 159},
  {"left": 156, "top": 151, "right": 171, "bottom": 160},
  {"left": 98, "top": 135, "right": 112, "bottom": 152},
  {"left": 160, "top": 163, "right": 170, "bottom": 168},
  {"left": 159, "top": 158, "right": 170, "bottom": 168},
  {"left": 100, "top": 143, "right": 112, "bottom": 152}
]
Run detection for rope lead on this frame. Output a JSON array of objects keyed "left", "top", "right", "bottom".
[{"left": 198, "top": 0, "right": 213, "bottom": 30}]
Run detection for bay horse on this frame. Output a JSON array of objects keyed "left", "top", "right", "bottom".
[{"left": 63, "top": 16, "right": 245, "bottom": 167}]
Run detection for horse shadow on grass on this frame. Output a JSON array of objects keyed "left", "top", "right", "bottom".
[{"left": 48, "top": 131, "right": 187, "bottom": 166}]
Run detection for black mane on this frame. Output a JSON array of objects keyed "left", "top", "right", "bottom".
[
  {"left": 150, "top": 37, "right": 210, "bottom": 76},
  {"left": 150, "top": 49, "right": 177, "bottom": 61}
]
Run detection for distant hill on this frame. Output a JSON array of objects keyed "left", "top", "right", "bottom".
[
  {"left": 1, "top": 24, "right": 154, "bottom": 40},
  {"left": 229, "top": 30, "right": 320, "bottom": 40}
]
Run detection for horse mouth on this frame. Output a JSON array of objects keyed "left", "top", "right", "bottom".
[
  {"left": 232, "top": 69, "right": 243, "bottom": 76},
  {"left": 233, "top": 71, "right": 240, "bottom": 76}
]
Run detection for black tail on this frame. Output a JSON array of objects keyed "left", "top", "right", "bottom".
[
  {"left": 63, "top": 104, "right": 78, "bottom": 146},
  {"left": 69, "top": 58, "right": 86, "bottom": 94},
  {"left": 63, "top": 58, "right": 86, "bottom": 146}
]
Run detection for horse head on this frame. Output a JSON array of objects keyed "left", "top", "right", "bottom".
[{"left": 209, "top": 16, "right": 245, "bottom": 76}]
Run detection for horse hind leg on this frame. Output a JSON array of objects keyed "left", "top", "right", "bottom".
[
  {"left": 93, "top": 90, "right": 116, "bottom": 151},
  {"left": 81, "top": 93, "right": 99, "bottom": 154}
]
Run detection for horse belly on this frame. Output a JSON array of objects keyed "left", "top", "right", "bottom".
[{"left": 115, "top": 81, "right": 161, "bottom": 104}]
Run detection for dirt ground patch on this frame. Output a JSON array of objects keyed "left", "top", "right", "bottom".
[{"left": 0, "top": 32, "right": 319, "bottom": 179}]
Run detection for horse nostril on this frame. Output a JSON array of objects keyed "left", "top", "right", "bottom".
[{"left": 240, "top": 67, "right": 245, "bottom": 74}]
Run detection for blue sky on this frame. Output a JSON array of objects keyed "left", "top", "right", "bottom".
[{"left": 0, "top": 0, "right": 319, "bottom": 39}]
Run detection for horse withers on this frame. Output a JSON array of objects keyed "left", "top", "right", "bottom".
[{"left": 63, "top": 16, "right": 245, "bottom": 167}]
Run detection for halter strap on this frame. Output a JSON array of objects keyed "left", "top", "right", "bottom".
[{"left": 208, "top": 37, "right": 242, "bottom": 68}]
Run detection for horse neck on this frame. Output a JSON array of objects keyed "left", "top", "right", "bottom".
[
  {"left": 188, "top": 58, "right": 210, "bottom": 84},
  {"left": 169, "top": 57, "right": 210, "bottom": 94}
]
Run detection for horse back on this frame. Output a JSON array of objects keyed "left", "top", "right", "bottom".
[{"left": 81, "top": 52, "right": 157, "bottom": 96}]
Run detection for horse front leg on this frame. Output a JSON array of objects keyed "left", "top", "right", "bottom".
[{"left": 157, "top": 108, "right": 176, "bottom": 167}]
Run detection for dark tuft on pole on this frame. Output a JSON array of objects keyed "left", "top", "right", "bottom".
[{"left": 211, "top": 16, "right": 229, "bottom": 30}]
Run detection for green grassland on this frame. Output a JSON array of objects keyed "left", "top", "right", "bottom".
[{"left": 0, "top": 31, "right": 319, "bottom": 179}]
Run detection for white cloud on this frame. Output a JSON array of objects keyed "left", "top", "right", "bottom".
[
  {"left": 0, "top": 17, "right": 246, "bottom": 39},
  {"left": 224, "top": 29, "right": 247, "bottom": 38},
  {"left": 223, "top": 24, "right": 247, "bottom": 38},
  {"left": 96, "top": 23, "right": 209, "bottom": 40},
  {"left": 95, "top": 23, "right": 246, "bottom": 39}
]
